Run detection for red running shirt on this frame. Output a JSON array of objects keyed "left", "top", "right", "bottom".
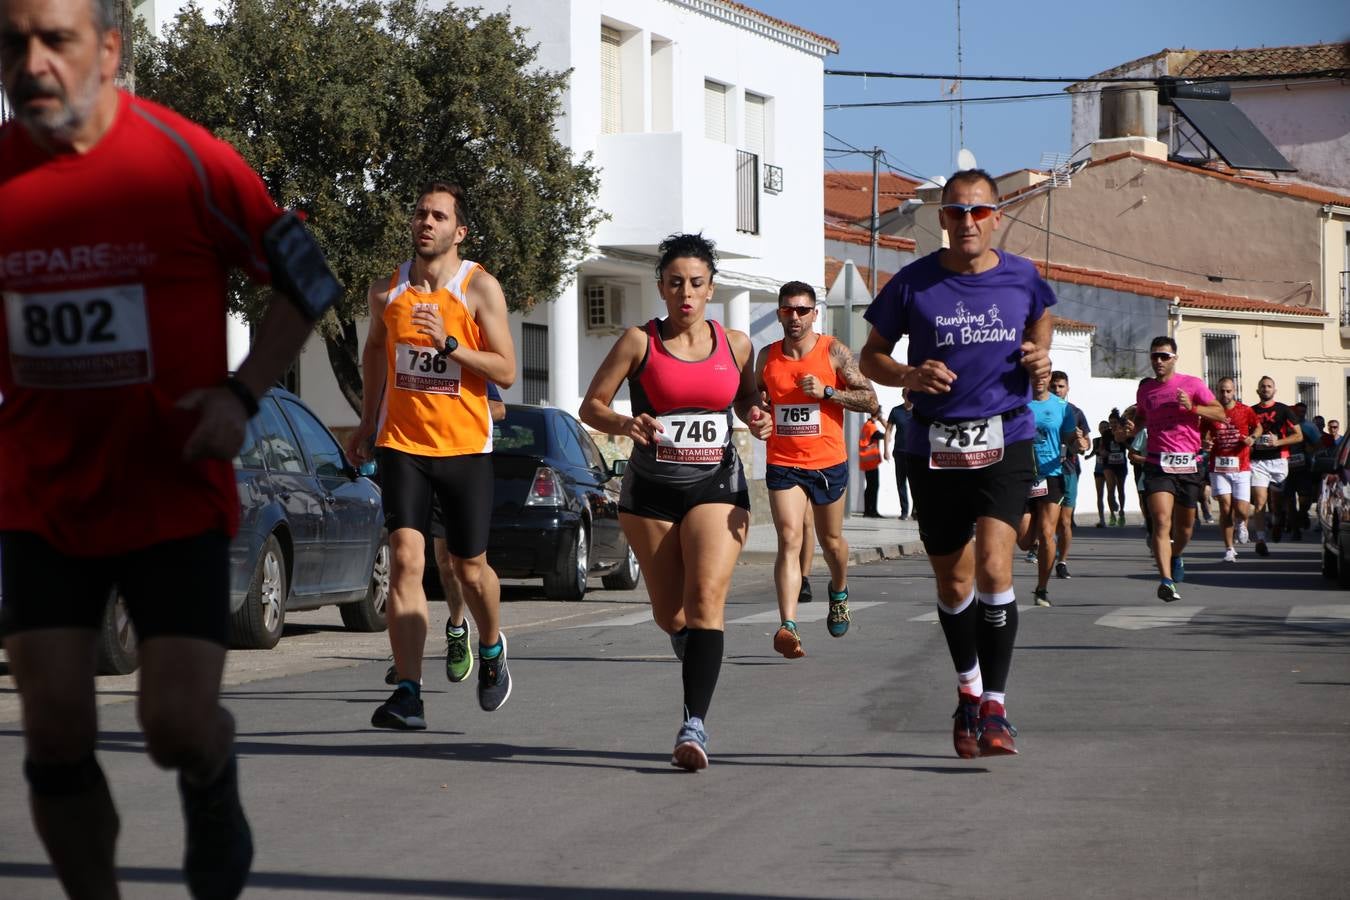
[
  {"left": 1202, "top": 402, "right": 1259, "bottom": 471},
  {"left": 0, "top": 92, "right": 285, "bottom": 555}
]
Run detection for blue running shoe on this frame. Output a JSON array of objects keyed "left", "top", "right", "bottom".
[
  {"left": 672, "top": 712, "right": 709, "bottom": 771},
  {"left": 371, "top": 685, "right": 426, "bottom": 730},
  {"left": 827, "top": 586, "right": 850, "bottom": 637},
  {"left": 1171, "top": 556, "right": 1185, "bottom": 583}
]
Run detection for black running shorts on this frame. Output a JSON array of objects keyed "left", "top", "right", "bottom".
[
  {"left": 0, "top": 530, "right": 231, "bottom": 645},
  {"left": 379, "top": 449, "right": 493, "bottom": 558},
  {"left": 1142, "top": 463, "right": 1205, "bottom": 509},
  {"left": 619, "top": 456, "right": 750, "bottom": 524},
  {"left": 907, "top": 440, "right": 1036, "bottom": 556}
]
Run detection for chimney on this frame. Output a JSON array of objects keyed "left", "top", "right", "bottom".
[{"left": 1093, "top": 83, "right": 1167, "bottom": 160}]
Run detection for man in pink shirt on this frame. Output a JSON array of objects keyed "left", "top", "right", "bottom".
[{"left": 1126, "top": 337, "right": 1226, "bottom": 601}]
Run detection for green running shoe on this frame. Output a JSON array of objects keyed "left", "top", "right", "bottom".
[
  {"left": 827, "top": 586, "right": 850, "bottom": 637},
  {"left": 445, "top": 619, "right": 473, "bottom": 683}
]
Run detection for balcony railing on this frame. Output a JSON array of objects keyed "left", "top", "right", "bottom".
[{"left": 735, "top": 149, "right": 759, "bottom": 234}]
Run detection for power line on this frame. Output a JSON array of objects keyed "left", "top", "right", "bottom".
[
  {"left": 828, "top": 91, "right": 1070, "bottom": 110},
  {"left": 825, "top": 67, "right": 1349, "bottom": 84}
]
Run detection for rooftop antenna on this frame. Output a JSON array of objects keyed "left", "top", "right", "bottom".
[
  {"left": 955, "top": 0, "right": 964, "bottom": 148},
  {"left": 1037, "top": 151, "right": 1075, "bottom": 275}
]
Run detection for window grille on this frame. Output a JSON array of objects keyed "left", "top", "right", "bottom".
[{"left": 521, "top": 323, "right": 549, "bottom": 406}]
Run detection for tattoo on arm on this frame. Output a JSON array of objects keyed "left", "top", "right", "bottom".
[{"left": 829, "top": 341, "right": 881, "bottom": 414}]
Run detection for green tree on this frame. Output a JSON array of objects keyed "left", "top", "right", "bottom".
[{"left": 134, "top": 0, "right": 603, "bottom": 412}]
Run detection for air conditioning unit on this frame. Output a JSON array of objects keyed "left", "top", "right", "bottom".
[{"left": 584, "top": 281, "right": 626, "bottom": 334}]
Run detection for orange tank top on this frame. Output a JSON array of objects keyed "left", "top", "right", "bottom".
[
  {"left": 376, "top": 259, "right": 492, "bottom": 456},
  {"left": 762, "top": 335, "right": 846, "bottom": 468}
]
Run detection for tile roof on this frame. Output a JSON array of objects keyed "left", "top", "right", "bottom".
[
  {"left": 1036, "top": 260, "right": 1325, "bottom": 318},
  {"left": 824, "top": 222, "right": 916, "bottom": 252},
  {"left": 1052, "top": 315, "right": 1097, "bottom": 331},
  {"left": 1086, "top": 151, "right": 1350, "bottom": 207},
  {"left": 1177, "top": 42, "right": 1350, "bottom": 78},
  {"left": 825, "top": 257, "right": 893, "bottom": 297},
  {"left": 824, "top": 171, "right": 922, "bottom": 222},
  {"left": 1071, "top": 43, "right": 1348, "bottom": 87},
  {"left": 716, "top": 1, "right": 838, "bottom": 52}
]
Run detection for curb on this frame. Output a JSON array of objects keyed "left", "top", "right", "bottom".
[{"left": 739, "top": 540, "right": 926, "bottom": 566}]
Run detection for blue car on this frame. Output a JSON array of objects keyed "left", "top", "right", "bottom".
[{"left": 97, "top": 387, "right": 390, "bottom": 674}]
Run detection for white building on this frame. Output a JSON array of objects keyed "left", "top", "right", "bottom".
[{"left": 137, "top": 0, "right": 837, "bottom": 426}]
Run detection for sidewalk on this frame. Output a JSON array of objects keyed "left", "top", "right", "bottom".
[{"left": 740, "top": 513, "right": 924, "bottom": 565}]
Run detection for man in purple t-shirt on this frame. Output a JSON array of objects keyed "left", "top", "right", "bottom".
[
  {"left": 860, "top": 168, "right": 1053, "bottom": 760},
  {"left": 1126, "top": 336, "right": 1226, "bottom": 602}
]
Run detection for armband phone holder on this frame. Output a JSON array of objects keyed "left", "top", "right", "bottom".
[{"left": 263, "top": 212, "right": 343, "bottom": 321}]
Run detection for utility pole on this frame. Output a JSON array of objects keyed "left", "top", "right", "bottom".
[{"left": 869, "top": 147, "right": 880, "bottom": 298}]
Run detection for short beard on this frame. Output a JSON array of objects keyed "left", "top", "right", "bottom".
[{"left": 13, "top": 67, "right": 102, "bottom": 146}]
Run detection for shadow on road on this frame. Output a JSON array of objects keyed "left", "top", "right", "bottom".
[{"left": 0, "top": 863, "right": 826, "bottom": 899}]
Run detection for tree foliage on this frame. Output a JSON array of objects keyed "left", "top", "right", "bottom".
[{"left": 133, "top": 0, "right": 603, "bottom": 411}]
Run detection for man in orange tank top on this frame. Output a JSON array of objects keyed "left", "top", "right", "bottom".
[
  {"left": 753, "top": 281, "right": 879, "bottom": 659},
  {"left": 347, "top": 183, "right": 518, "bottom": 728}
]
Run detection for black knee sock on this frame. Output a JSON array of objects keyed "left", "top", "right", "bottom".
[
  {"left": 681, "top": 628, "right": 723, "bottom": 721},
  {"left": 975, "top": 600, "right": 1019, "bottom": 694},
  {"left": 937, "top": 597, "right": 979, "bottom": 675}
]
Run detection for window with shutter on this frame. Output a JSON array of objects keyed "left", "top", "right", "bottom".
[
  {"left": 744, "top": 92, "right": 766, "bottom": 159},
  {"left": 601, "top": 27, "right": 621, "bottom": 135},
  {"left": 704, "top": 80, "right": 727, "bottom": 143},
  {"left": 1202, "top": 332, "right": 1240, "bottom": 399}
]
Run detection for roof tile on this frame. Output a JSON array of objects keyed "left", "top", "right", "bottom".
[{"left": 1036, "top": 260, "right": 1324, "bottom": 318}]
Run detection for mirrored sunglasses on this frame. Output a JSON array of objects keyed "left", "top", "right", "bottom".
[
  {"left": 940, "top": 203, "right": 999, "bottom": 222},
  {"left": 778, "top": 306, "right": 815, "bottom": 317}
]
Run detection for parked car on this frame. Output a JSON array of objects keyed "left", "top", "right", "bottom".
[
  {"left": 489, "top": 404, "right": 639, "bottom": 600},
  {"left": 98, "top": 387, "right": 390, "bottom": 674},
  {"left": 1317, "top": 436, "right": 1349, "bottom": 586}
]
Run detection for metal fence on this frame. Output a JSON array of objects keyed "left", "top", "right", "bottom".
[
  {"left": 1340, "top": 271, "right": 1349, "bottom": 327},
  {"left": 735, "top": 149, "right": 759, "bottom": 234}
]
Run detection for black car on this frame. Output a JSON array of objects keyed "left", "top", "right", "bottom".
[
  {"left": 97, "top": 387, "right": 390, "bottom": 674},
  {"left": 489, "top": 404, "right": 639, "bottom": 600},
  {"left": 1317, "top": 436, "right": 1349, "bottom": 585}
]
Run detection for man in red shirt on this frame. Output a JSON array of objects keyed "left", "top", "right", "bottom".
[
  {"left": 0, "top": 1, "right": 334, "bottom": 897},
  {"left": 1201, "top": 377, "right": 1262, "bottom": 562}
]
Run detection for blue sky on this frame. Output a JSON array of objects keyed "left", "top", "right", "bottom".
[{"left": 752, "top": 0, "right": 1350, "bottom": 183}]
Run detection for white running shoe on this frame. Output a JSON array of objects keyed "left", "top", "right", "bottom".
[
  {"left": 1222, "top": 547, "right": 1238, "bottom": 563},
  {"left": 1236, "top": 522, "right": 1249, "bottom": 545}
]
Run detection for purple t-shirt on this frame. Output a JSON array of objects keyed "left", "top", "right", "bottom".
[
  {"left": 864, "top": 250, "right": 1056, "bottom": 455},
  {"left": 1135, "top": 373, "right": 1216, "bottom": 459}
]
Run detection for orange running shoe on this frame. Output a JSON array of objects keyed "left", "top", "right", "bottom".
[
  {"left": 977, "top": 699, "right": 1019, "bottom": 756},
  {"left": 773, "top": 623, "right": 806, "bottom": 659},
  {"left": 952, "top": 692, "right": 981, "bottom": 759}
]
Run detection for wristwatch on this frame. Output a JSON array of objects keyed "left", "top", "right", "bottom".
[
  {"left": 823, "top": 386, "right": 836, "bottom": 400},
  {"left": 441, "top": 335, "right": 459, "bottom": 357}
]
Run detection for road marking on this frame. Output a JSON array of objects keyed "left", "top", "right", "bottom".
[
  {"left": 568, "top": 610, "right": 656, "bottom": 629},
  {"left": 1096, "top": 606, "right": 1204, "bottom": 630},
  {"left": 728, "top": 601, "right": 883, "bottom": 625},
  {"left": 1286, "top": 605, "right": 1350, "bottom": 624},
  {"left": 911, "top": 610, "right": 940, "bottom": 622}
]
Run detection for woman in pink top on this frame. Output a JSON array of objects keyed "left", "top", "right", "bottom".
[
  {"left": 1126, "top": 337, "right": 1226, "bottom": 601},
  {"left": 581, "top": 233, "right": 771, "bottom": 771}
]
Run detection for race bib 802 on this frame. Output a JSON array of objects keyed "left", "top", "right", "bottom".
[{"left": 5, "top": 286, "right": 153, "bottom": 388}]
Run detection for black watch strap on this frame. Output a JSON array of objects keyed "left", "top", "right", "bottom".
[
  {"left": 222, "top": 376, "right": 260, "bottom": 418},
  {"left": 441, "top": 335, "right": 459, "bottom": 357}
]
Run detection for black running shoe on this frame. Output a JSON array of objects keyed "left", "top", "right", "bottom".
[
  {"left": 180, "top": 755, "right": 253, "bottom": 900},
  {"left": 1255, "top": 540, "right": 1270, "bottom": 557},
  {"left": 1055, "top": 561, "right": 1070, "bottom": 579},
  {"left": 798, "top": 578, "right": 813, "bottom": 604},
  {"left": 478, "top": 632, "right": 513, "bottom": 712},
  {"left": 371, "top": 685, "right": 426, "bottom": 730}
]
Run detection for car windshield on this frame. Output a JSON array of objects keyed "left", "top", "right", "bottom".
[{"left": 493, "top": 410, "right": 548, "bottom": 455}]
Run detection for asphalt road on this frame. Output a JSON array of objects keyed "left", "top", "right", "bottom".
[{"left": 1, "top": 525, "right": 1347, "bottom": 899}]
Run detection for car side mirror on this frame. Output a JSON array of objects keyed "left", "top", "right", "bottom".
[{"left": 610, "top": 458, "right": 628, "bottom": 477}]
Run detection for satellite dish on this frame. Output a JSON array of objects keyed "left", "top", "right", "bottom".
[
  {"left": 923, "top": 175, "right": 948, "bottom": 189},
  {"left": 957, "top": 147, "right": 977, "bottom": 170}
]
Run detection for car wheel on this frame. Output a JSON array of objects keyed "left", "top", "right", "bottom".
[
  {"left": 543, "top": 522, "right": 589, "bottom": 601},
  {"left": 231, "top": 534, "right": 287, "bottom": 650},
  {"left": 96, "top": 591, "right": 139, "bottom": 676},
  {"left": 601, "top": 541, "right": 641, "bottom": 591},
  {"left": 340, "top": 532, "right": 390, "bottom": 632}
]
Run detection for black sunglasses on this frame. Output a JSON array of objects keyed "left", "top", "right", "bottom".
[
  {"left": 1150, "top": 352, "right": 1176, "bottom": 361},
  {"left": 778, "top": 306, "right": 815, "bottom": 317}
]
